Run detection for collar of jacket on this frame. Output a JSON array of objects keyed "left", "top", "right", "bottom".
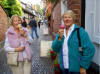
[
  {"left": 74, "top": 24, "right": 80, "bottom": 31},
  {"left": 56, "top": 24, "right": 80, "bottom": 40}
]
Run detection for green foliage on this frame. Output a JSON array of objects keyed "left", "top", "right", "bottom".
[
  {"left": 0, "top": 0, "right": 23, "bottom": 17},
  {"left": 36, "top": 4, "right": 43, "bottom": 15},
  {"left": 47, "top": 0, "right": 55, "bottom": 3},
  {"left": 47, "top": 0, "right": 60, "bottom": 8},
  {"left": 54, "top": 60, "right": 58, "bottom": 64},
  {"left": 7, "top": 0, "right": 16, "bottom": 5},
  {"left": 47, "top": 0, "right": 60, "bottom": 3},
  {"left": 0, "top": 0, "right": 7, "bottom": 8},
  {"left": 0, "top": 0, "right": 8, "bottom": 14}
]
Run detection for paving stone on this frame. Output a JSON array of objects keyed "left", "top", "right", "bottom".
[{"left": 31, "top": 27, "right": 54, "bottom": 74}]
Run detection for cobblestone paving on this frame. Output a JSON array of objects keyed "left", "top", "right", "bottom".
[
  {"left": 0, "top": 26, "right": 54, "bottom": 74},
  {"left": 31, "top": 27, "right": 54, "bottom": 74},
  {"left": 0, "top": 48, "right": 13, "bottom": 74}
]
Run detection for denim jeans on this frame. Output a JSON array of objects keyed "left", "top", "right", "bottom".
[
  {"left": 31, "top": 27, "right": 39, "bottom": 39},
  {"left": 62, "top": 69, "right": 80, "bottom": 74}
]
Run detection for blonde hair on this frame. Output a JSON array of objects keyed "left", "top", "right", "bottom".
[
  {"left": 10, "top": 14, "right": 22, "bottom": 25},
  {"left": 62, "top": 10, "right": 76, "bottom": 22}
]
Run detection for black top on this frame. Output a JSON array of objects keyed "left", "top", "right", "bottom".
[
  {"left": 22, "top": 21, "right": 27, "bottom": 27},
  {"left": 29, "top": 20, "right": 37, "bottom": 27}
]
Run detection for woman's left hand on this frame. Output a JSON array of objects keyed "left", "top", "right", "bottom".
[{"left": 80, "top": 67, "right": 86, "bottom": 74}]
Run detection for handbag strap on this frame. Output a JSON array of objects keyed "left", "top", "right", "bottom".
[
  {"left": 77, "top": 28, "right": 83, "bottom": 55},
  {"left": 77, "top": 28, "right": 81, "bottom": 47}
]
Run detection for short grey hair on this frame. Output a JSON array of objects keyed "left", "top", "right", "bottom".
[{"left": 62, "top": 10, "right": 76, "bottom": 22}]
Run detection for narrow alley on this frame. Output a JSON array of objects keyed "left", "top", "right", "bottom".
[
  {"left": 31, "top": 27, "right": 54, "bottom": 74},
  {"left": 0, "top": 0, "right": 99, "bottom": 74}
]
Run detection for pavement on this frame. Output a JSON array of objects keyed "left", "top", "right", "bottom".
[
  {"left": 0, "top": 26, "right": 54, "bottom": 74},
  {"left": 31, "top": 26, "right": 54, "bottom": 74}
]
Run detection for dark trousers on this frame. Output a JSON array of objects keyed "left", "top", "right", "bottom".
[{"left": 62, "top": 69, "right": 80, "bottom": 74}]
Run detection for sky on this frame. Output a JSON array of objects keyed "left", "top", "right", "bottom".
[{"left": 20, "top": 0, "right": 41, "bottom": 5}]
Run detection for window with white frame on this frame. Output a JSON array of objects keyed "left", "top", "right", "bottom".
[{"left": 93, "top": 0, "right": 100, "bottom": 44}]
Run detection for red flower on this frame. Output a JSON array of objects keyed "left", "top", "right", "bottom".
[
  {"left": 50, "top": 50, "right": 54, "bottom": 54},
  {"left": 54, "top": 64, "right": 60, "bottom": 68},
  {"left": 55, "top": 71, "right": 61, "bottom": 74},
  {"left": 51, "top": 55, "right": 56, "bottom": 60},
  {"left": 57, "top": 64, "right": 60, "bottom": 68},
  {"left": 54, "top": 64, "right": 57, "bottom": 67},
  {"left": 49, "top": 49, "right": 57, "bottom": 60}
]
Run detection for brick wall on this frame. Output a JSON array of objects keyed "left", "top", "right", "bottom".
[
  {"left": 52, "top": 2, "right": 61, "bottom": 33},
  {"left": 50, "top": 0, "right": 81, "bottom": 34},
  {"left": 49, "top": 0, "right": 81, "bottom": 36},
  {"left": 0, "top": 5, "right": 9, "bottom": 42},
  {"left": 67, "top": 0, "right": 81, "bottom": 26}
]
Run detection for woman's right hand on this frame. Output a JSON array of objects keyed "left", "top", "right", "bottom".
[
  {"left": 58, "top": 29, "right": 64, "bottom": 40},
  {"left": 15, "top": 46, "right": 25, "bottom": 52}
]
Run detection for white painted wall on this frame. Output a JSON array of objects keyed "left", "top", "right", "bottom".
[{"left": 85, "top": 0, "right": 100, "bottom": 66}]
